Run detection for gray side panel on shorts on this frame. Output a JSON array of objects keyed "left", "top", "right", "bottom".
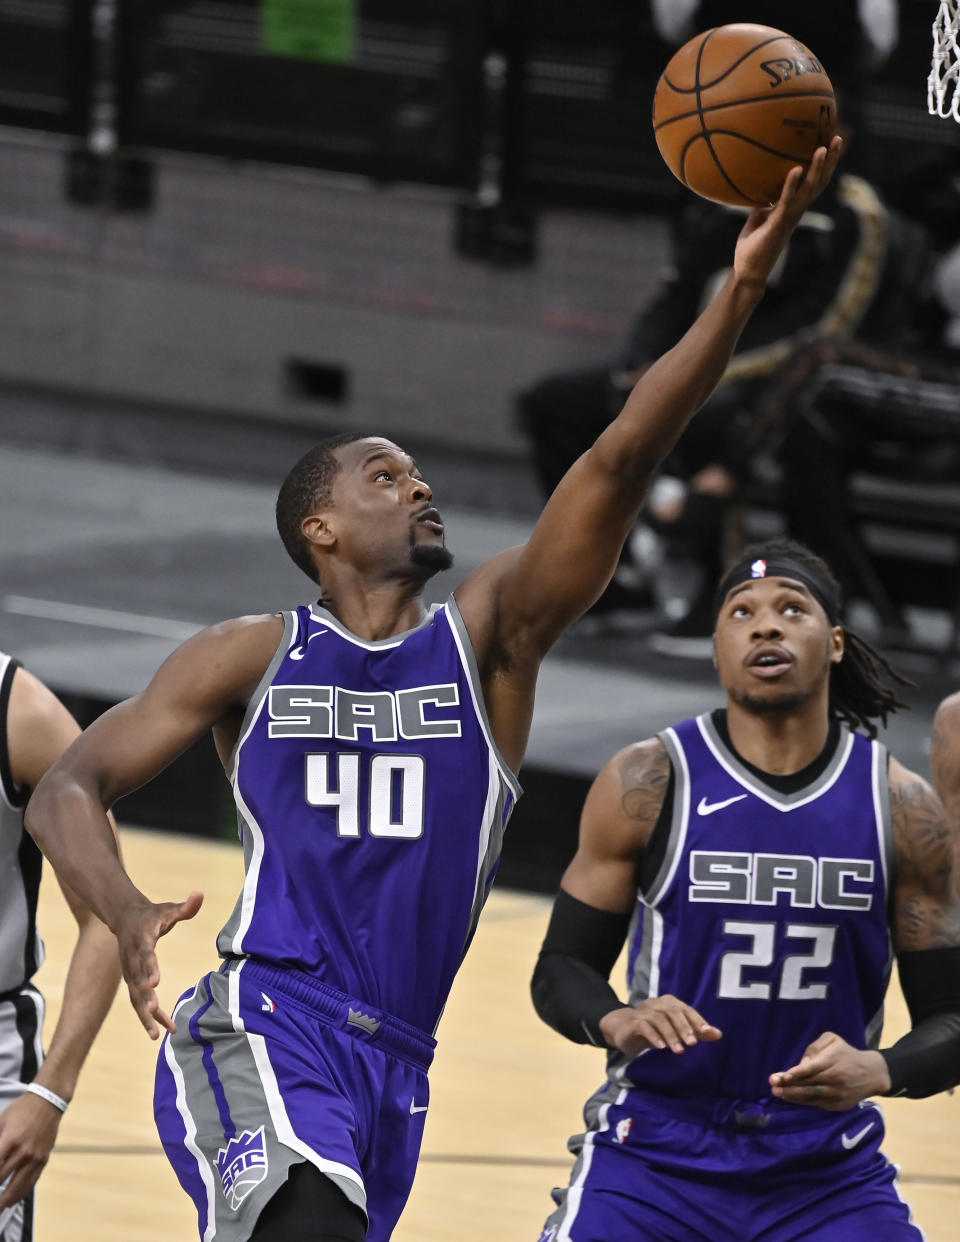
[
  {"left": 163, "top": 971, "right": 366, "bottom": 1241},
  {"left": 538, "top": 1077, "right": 625, "bottom": 1241}
]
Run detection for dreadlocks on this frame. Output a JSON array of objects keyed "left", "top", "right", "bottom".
[{"left": 717, "top": 537, "right": 912, "bottom": 739}]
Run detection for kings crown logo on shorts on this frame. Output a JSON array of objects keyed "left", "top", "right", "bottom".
[{"left": 216, "top": 1126, "right": 268, "bottom": 1210}]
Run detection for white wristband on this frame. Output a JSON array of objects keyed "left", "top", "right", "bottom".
[{"left": 24, "top": 1082, "right": 68, "bottom": 1113}]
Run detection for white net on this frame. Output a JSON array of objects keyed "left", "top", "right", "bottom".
[{"left": 929, "top": 0, "right": 960, "bottom": 121}]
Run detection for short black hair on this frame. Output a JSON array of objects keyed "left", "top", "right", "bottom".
[
  {"left": 275, "top": 433, "right": 372, "bottom": 584},
  {"left": 719, "top": 536, "right": 912, "bottom": 738}
]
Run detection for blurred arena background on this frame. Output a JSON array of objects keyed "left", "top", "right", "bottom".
[{"left": 1, "top": 1, "right": 959, "bottom": 1236}]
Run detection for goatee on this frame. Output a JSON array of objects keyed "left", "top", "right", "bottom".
[
  {"left": 736, "top": 689, "right": 806, "bottom": 715},
  {"left": 411, "top": 543, "right": 454, "bottom": 573}
]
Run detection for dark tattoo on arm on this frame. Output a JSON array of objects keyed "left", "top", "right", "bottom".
[
  {"left": 891, "top": 773, "right": 960, "bottom": 951},
  {"left": 616, "top": 741, "right": 671, "bottom": 846},
  {"left": 931, "top": 704, "right": 960, "bottom": 822}
]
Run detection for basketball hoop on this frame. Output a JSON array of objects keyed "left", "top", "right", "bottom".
[{"left": 929, "top": 0, "right": 960, "bottom": 121}]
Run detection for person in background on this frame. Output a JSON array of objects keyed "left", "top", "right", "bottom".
[
  {"left": 517, "top": 169, "right": 930, "bottom": 649},
  {"left": 0, "top": 653, "right": 120, "bottom": 1240}
]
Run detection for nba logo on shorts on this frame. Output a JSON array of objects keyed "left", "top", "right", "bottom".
[
  {"left": 216, "top": 1126, "right": 268, "bottom": 1209},
  {"left": 615, "top": 1116, "right": 633, "bottom": 1144}
]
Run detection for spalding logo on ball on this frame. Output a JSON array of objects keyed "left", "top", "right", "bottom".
[{"left": 653, "top": 24, "right": 837, "bottom": 208}]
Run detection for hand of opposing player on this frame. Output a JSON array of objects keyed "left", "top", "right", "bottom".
[
  {"left": 0, "top": 1091, "right": 63, "bottom": 1212},
  {"left": 114, "top": 891, "right": 204, "bottom": 1039},
  {"left": 598, "top": 995, "right": 722, "bottom": 1056},
  {"left": 733, "top": 135, "right": 844, "bottom": 286},
  {"left": 769, "top": 1031, "right": 892, "bottom": 1110}
]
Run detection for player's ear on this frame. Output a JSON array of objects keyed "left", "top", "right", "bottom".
[
  {"left": 829, "top": 625, "right": 845, "bottom": 664},
  {"left": 301, "top": 512, "right": 337, "bottom": 550}
]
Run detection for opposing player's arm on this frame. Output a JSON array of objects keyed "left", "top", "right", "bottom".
[
  {"left": 531, "top": 737, "right": 722, "bottom": 1055},
  {"left": 458, "top": 140, "right": 843, "bottom": 677},
  {"left": 26, "top": 613, "right": 284, "bottom": 1038},
  {"left": 0, "top": 668, "right": 123, "bottom": 1212}
]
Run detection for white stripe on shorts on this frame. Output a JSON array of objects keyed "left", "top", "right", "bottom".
[{"left": 227, "top": 962, "right": 365, "bottom": 1197}]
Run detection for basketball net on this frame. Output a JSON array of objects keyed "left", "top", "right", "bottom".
[{"left": 929, "top": 0, "right": 960, "bottom": 121}]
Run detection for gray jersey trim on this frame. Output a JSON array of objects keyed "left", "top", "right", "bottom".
[
  {"left": 697, "top": 713, "right": 855, "bottom": 810},
  {"left": 307, "top": 602, "right": 441, "bottom": 650},
  {"left": 873, "top": 742, "right": 894, "bottom": 896},
  {"left": 454, "top": 755, "right": 514, "bottom": 1014},
  {"left": 221, "top": 615, "right": 297, "bottom": 955},
  {"left": 443, "top": 595, "right": 522, "bottom": 799},
  {"left": 642, "top": 730, "right": 690, "bottom": 909},
  {"left": 626, "top": 903, "right": 658, "bottom": 1006},
  {"left": 226, "top": 612, "right": 298, "bottom": 781},
  {"left": 865, "top": 741, "right": 895, "bottom": 1050},
  {"left": 217, "top": 802, "right": 259, "bottom": 958},
  {"left": 0, "top": 653, "right": 26, "bottom": 811}
]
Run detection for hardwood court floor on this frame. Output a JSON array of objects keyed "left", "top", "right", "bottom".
[{"left": 32, "top": 828, "right": 959, "bottom": 1240}]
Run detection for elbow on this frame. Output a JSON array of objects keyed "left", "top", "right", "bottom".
[
  {"left": 23, "top": 775, "right": 52, "bottom": 846},
  {"left": 530, "top": 954, "right": 551, "bottom": 1026},
  {"left": 24, "top": 766, "right": 80, "bottom": 850}
]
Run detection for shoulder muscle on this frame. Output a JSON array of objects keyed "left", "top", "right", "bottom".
[
  {"left": 931, "top": 691, "right": 960, "bottom": 821},
  {"left": 561, "top": 737, "right": 670, "bottom": 913},
  {"left": 889, "top": 755, "right": 960, "bottom": 951},
  {"left": 7, "top": 667, "right": 81, "bottom": 794}
]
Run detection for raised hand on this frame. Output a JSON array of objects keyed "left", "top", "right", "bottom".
[
  {"left": 115, "top": 891, "right": 204, "bottom": 1039},
  {"left": 734, "top": 136, "right": 844, "bottom": 286},
  {"left": 770, "top": 1030, "right": 891, "bottom": 1110},
  {"left": 598, "top": 994, "right": 722, "bottom": 1056}
]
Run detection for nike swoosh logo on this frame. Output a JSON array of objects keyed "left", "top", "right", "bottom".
[
  {"left": 697, "top": 794, "right": 749, "bottom": 816},
  {"left": 841, "top": 1121, "right": 875, "bottom": 1150},
  {"left": 409, "top": 1101, "right": 428, "bottom": 1115},
  {"left": 289, "top": 629, "right": 329, "bottom": 661}
]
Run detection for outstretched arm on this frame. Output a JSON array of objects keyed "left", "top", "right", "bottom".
[
  {"left": 771, "top": 752, "right": 960, "bottom": 1109},
  {"left": 0, "top": 669, "right": 122, "bottom": 1213},
  {"left": 25, "top": 615, "right": 284, "bottom": 1038},
  {"left": 531, "top": 738, "right": 721, "bottom": 1056},
  {"left": 460, "top": 141, "right": 843, "bottom": 657}
]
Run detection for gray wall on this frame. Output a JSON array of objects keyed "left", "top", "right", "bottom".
[{"left": 0, "top": 131, "right": 670, "bottom": 455}]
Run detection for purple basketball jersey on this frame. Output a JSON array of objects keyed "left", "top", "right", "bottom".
[
  {"left": 623, "top": 713, "right": 893, "bottom": 1101},
  {"left": 216, "top": 597, "right": 521, "bottom": 1036}
]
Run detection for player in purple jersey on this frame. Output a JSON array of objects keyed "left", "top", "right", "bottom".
[
  {"left": 24, "top": 145, "right": 842, "bottom": 1242},
  {"left": 531, "top": 537, "right": 960, "bottom": 1242}
]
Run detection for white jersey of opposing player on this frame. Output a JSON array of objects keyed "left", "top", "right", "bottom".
[{"left": 0, "top": 653, "right": 45, "bottom": 994}]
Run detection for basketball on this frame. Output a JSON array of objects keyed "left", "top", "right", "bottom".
[{"left": 652, "top": 24, "right": 837, "bottom": 208}]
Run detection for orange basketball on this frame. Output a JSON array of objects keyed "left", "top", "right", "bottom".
[{"left": 652, "top": 24, "right": 837, "bottom": 208}]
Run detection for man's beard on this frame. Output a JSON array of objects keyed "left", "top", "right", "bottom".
[
  {"left": 733, "top": 687, "right": 806, "bottom": 715},
  {"left": 411, "top": 542, "right": 454, "bottom": 574}
]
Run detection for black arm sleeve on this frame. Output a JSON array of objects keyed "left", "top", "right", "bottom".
[
  {"left": 530, "top": 889, "right": 631, "bottom": 1048},
  {"left": 880, "top": 947, "right": 960, "bottom": 1099}
]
